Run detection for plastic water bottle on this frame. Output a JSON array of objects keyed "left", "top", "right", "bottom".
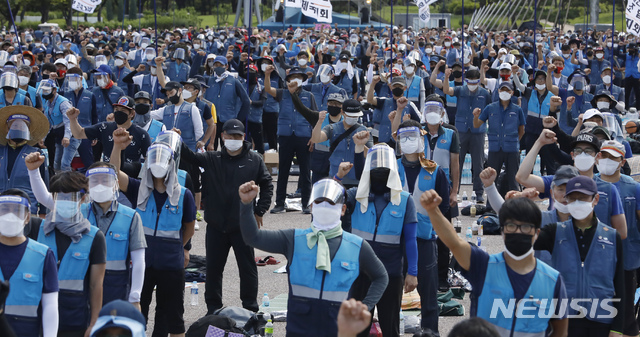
[
  {"left": 470, "top": 195, "right": 477, "bottom": 216},
  {"left": 462, "top": 191, "right": 468, "bottom": 207},
  {"left": 399, "top": 310, "right": 405, "bottom": 335},
  {"left": 478, "top": 224, "right": 484, "bottom": 236},
  {"left": 455, "top": 218, "right": 462, "bottom": 233},
  {"left": 262, "top": 293, "right": 270, "bottom": 312},
  {"left": 190, "top": 281, "right": 198, "bottom": 306},
  {"left": 265, "top": 319, "right": 274, "bottom": 337},
  {"left": 466, "top": 226, "right": 473, "bottom": 242}
]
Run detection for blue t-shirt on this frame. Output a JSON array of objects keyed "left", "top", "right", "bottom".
[
  {"left": 540, "top": 174, "right": 624, "bottom": 216},
  {"left": 125, "top": 177, "right": 197, "bottom": 224},
  {"left": 463, "top": 245, "right": 567, "bottom": 318},
  {"left": 0, "top": 238, "right": 58, "bottom": 293}
]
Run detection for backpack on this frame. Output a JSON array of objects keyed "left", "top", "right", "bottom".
[{"left": 185, "top": 314, "right": 248, "bottom": 337}]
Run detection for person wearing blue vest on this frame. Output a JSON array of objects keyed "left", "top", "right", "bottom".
[
  {"left": 302, "top": 64, "right": 347, "bottom": 112},
  {"left": 368, "top": 75, "right": 421, "bottom": 145},
  {"left": 558, "top": 44, "right": 578, "bottom": 77},
  {"left": 0, "top": 194, "right": 59, "bottom": 337},
  {"left": 112, "top": 52, "right": 132, "bottom": 95},
  {"left": 16, "top": 65, "right": 41, "bottom": 110},
  {"left": 181, "top": 78, "right": 216, "bottom": 152},
  {"left": 0, "top": 72, "right": 32, "bottom": 108},
  {"left": 343, "top": 144, "right": 419, "bottom": 337},
  {"left": 244, "top": 64, "right": 267, "bottom": 154},
  {"left": 421, "top": 190, "right": 569, "bottom": 337},
  {"left": 238, "top": 178, "right": 388, "bottom": 337},
  {"left": 395, "top": 120, "right": 449, "bottom": 335},
  {"left": 63, "top": 67, "right": 97, "bottom": 171},
  {"left": 587, "top": 47, "right": 611, "bottom": 86},
  {"left": 38, "top": 79, "right": 77, "bottom": 172},
  {"left": 592, "top": 140, "right": 640, "bottom": 337},
  {"left": 548, "top": 56, "right": 570, "bottom": 90},
  {"left": 33, "top": 170, "right": 107, "bottom": 337},
  {"left": 546, "top": 66, "right": 594, "bottom": 135},
  {"left": 533, "top": 175, "right": 625, "bottom": 337},
  {"left": 441, "top": 68, "right": 491, "bottom": 203},
  {"left": 334, "top": 53, "right": 359, "bottom": 99},
  {"left": 149, "top": 81, "right": 204, "bottom": 153},
  {"left": 165, "top": 48, "right": 190, "bottom": 84},
  {"left": 131, "top": 91, "right": 166, "bottom": 142},
  {"left": 402, "top": 58, "right": 425, "bottom": 113},
  {"left": 89, "top": 300, "right": 146, "bottom": 337},
  {"left": 474, "top": 81, "right": 526, "bottom": 194},
  {"left": 517, "top": 129, "right": 628, "bottom": 237},
  {"left": 430, "top": 59, "right": 464, "bottom": 123},
  {"left": 111, "top": 128, "right": 196, "bottom": 337},
  {"left": 91, "top": 64, "right": 125, "bottom": 123},
  {"left": 123, "top": 56, "right": 170, "bottom": 111},
  {"left": 264, "top": 65, "right": 317, "bottom": 214},
  {"left": 588, "top": 66, "right": 625, "bottom": 104},
  {"left": 624, "top": 43, "right": 640, "bottom": 111},
  {"left": 256, "top": 56, "right": 281, "bottom": 151}
]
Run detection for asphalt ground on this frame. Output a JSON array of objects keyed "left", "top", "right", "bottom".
[{"left": 143, "top": 176, "right": 524, "bottom": 337}]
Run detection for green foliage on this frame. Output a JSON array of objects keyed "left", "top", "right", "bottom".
[{"left": 447, "top": 0, "right": 481, "bottom": 15}]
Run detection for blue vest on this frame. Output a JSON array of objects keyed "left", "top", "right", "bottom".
[
  {"left": 594, "top": 176, "right": 614, "bottom": 227},
  {"left": 336, "top": 72, "right": 354, "bottom": 96},
  {"left": 38, "top": 224, "right": 99, "bottom": 331},
  {"left": 551, "top": 220, "right": 616, "bottom": 324},
  {"left": 446, "top": 80, "right": 458, "bottom": 108},
  {"left": 477, "top": 253, "right": 559, "bottom": 337},
  {"left": 82, "top": 202, "right": 136, "bottom": 304},
  {"left": 0, "top": 89, "right": 27, "bottom": 108},
  {"left": 454, "top": 85, "right": 490, "bottom": 134},
  {"left": 136, "top": 187, "right": 186, "bottom": 270},
  {"left": 307, "top": 82, "right": 345, "bottom": 112},
  {"left": 162, "top": 102, "right": 197, "bottom": 151},
  {"left": 166, "top": 61, "right": 190, "bottom": 83},
  {"left": 0, "top": 145, "right": 42, "bottom": 211},
  {"left": 423, "top": 127, "right": 453, "bottom": 182},
  {"left": 143, "top": 119, "right": 163, "bottom": 143},
  {"left": 398, "top": 160, "right": 438, "bottom": 240},
  {"left": 140, "top": 74, "right": 165, "bottom": 110},
  {"left": 178, "top": 169, "right": 187, "bottom": 187},
  {"left": 93, "top": 86, "right": 125, "bottom": 123},
  {"left": 278, "top": 89, "right": 314, "bottom": 138},
  {"left": 376, "top": 98, "right": 415, "bottom": 143},
  {"left": 263, "top": 76, "right": 281, "bottom": 113},
  {"left": 206, "top": 76, "right": 240, "bottom": 123},
  {"left": 485, "top": 102, "right": 521, "bottom": 153},
  {"left": 26, "top": 86, "right": 37, "bottom": 108},
  {"left": 536, "top": 210, "right": 559, "bottom": 265},
  {"left": 525, "top": 90, "right": 553, "bottom": 134},
  {"left": 589, "top": 60, "right": 610, "bottom": 85},
  {"left": 614, "top": 175, "right": 640, "bottom": 270},
  {"left": 560, "top": 92, "right": 594, "bottom": 135},
  {"left": 286, "top": 229, "right": 362, "bottom": 336},
  {"left": 317, "top": 115, "right": 341, "bottom": 151},
  {"left": 404, "top": 76, "right": 422, "bottom": 105},
  {"left": 248, "top": 81, "right": 264, "bottom": 123},
  {"left": 113, "top": 66, "right": 132, "bottom": 91},
  {"left": 328, "top": 122, "right": 365, "bottom": 180},
  {"left": 0, "top": 239, "right": 49, "bottom": 337},
  {"left": 43, "top": 94, "right": 68, "bottom": 126},
  {"left": 64, "top": 88, "right": 94, "bottom": 127}
]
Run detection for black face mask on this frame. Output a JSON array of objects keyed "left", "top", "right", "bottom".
[
  {"left": 452, "top": 70, "right": 463, "bottom": 78},
  {"left": 586, "top": 51, "right": 593, "bottom": 57},
  {"left": 419, "top": 42, "right": 425, "bottom": 48},
  {"left": 169, "top": 93, "right": 181, "bottom": 105},
  {"left": 104, "top": 51, "right": 111, "bottom": 57},
  {"left": 248, "top": 72, "right": 257, "bottom": 84},
  {"left": 42, "top": 92, "right": 54, "bottom": 100},
  {"left": 328, "top": 106, "right": 342, "bottom": 116},
  {"left": 37, "top": 54, "right": 44, "bottom": 61},
  {"left": 114, "top": 110, "right": 130, "bottom": 125},
  {"left": 42, "top": 73, "right": 49, "bottom": 80},
  {"left": 135, "top": 103, "right": 150, "bottom": 115},
  {"left": 523, "top": 48, "right": 532, "bottom": 53},
  {"left": 504, "top": 233, "right": 534, "bottom": 257},
  {"left": 392, "top": 87, "right": 405, "bottom": 97},
  {"left": 370, "top": 168, "right": 391, "bottom": 194},
  {"left": 214, "top": 66, "right": 226, "bottom": 76}
]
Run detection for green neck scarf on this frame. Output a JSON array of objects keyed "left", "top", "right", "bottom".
[{"left": 306, "top": 225, "right": 343, "bottom": 273}]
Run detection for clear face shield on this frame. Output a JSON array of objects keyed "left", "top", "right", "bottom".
[
  {"left": 367, "top": 144, "right": 398, "bottom": 171},
  {"left": 601, "top": 112, "right": 624, "bottom": 140},
  {"left": 309, "top": 178, "right": 346, "bottom": 206},
  {"left": 36, "top": 80, "right": 56, "bottom": 97},
  {"left": 52, "top": 191, "right": 84, "bottom": 223},
  {"left": 154, "top": 130, "right": 182, "bottom": 169},
  {"left": 422, "top": 101, "right": 445, "bottom": 125},
  {"left": 6, "top": 114, "right": 31, "bottom": 142},
  {"left": 93, "top": 72, "right": 109, "bottom": 88},
  {"left": 145, "top": 47, "right": 156, "bottom": 61},
  {"left": 0, "top": 72, "right": 18, "bottom": 90},
  {"left": 0, "top": 51, "right": 8, "bottom": 67},
  {"left": 140, "top": 37, "right": 150, "bottom": 49},
  {"left": 383, "top": 50, "right": 392, "bottom": 63},
  {"left": 86, "top": 168, "right": 118, "bottom": 203},
  {"left": 63, "top": 73, "right": 83, "bottom": 92},
  {"left": 146, "top": 143, "right": 173, "bottom": 178},
  {"left": 570, "top": 75, "right": 587, "bottom": 92},
  {"left": 174, "top": 48, "right": 186, "bottom": 61},
  {"left": 0, "top": 195, "right": 29, "bottom": 237},
  {"left": 316, "top": 64, "right": 334, "bottom": 83},
  {"left": 65, "top": 54, "right": 77, "bottom": 66},
  {"left": 504, "top": 54, "right": 517, "bottom": 65},
  {"left": 396, "top": 126, "right": 425, "bottom": 155},
  {"left": 95, "top": 55, "right": 107, "bottom": 67}
]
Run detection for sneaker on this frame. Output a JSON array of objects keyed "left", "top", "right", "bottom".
[
  {"left": 270, "top": 205, "right": 286, "bottom": 214},
  {"left": 196, "top": 211, "right": 203, "bottom": 221},
  {"left": 194, "top": 223, "right": 200, "bottom": 231},
  {"left": 476, "top": 195, "right": 485, "bottom": 204},
  {"left": 302, "top": 207, "right": 311, "bottom": 214}
]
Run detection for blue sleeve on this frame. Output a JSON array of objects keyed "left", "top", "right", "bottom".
[
  {"left": 538, "top": 175, "right": 555, "bottom": 199},
  {"left": 182, "top": 189, "right": 197, "bottom": 224},
  {"left": 553, "top": 274, "right": 568, "bottom": 318},
  {"left": 479, "top": 104, "right": 491, "bottom": 122},
  {"left": 636, "top": 184, "right": 640, "bottom": 211},
  {"left": 91, "top": 95, "right": 98, "bottom": 125},
  {"left": 518, "top": 107, "right": 526, "bottom": 126},
  {"left": 558, "top": 88, "right": 568, "bottom": 101},
  {"left": 610, "top": 184, "right": 625, "bottom": 216},
  {"left": 461, "top": 245, "right": 490, "bottom": 299},
  {"left": 403, "top": 196, "right": 418, "bottom": 276},
  {"left": 235, "top": 78, "right": 251, "bottom": 121},
  {"left": 189, "top": 54, "right": 204, "bottom": 78},
  {"left": 124, "top": 177, "right": 141, "bottom": 206},
  {"left": 624, "top": 141, "right": 633, "bottom": 159},
  {"left": 42, "top": 246, "right": 59, "bottom": 293}
]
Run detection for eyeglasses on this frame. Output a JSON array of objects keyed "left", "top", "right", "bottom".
[
  {"left": 573, "top": 147, "right": 596, "bottom": 156},
  {"left": 502, "top": 222, "right": 536, "bottom": 234}
]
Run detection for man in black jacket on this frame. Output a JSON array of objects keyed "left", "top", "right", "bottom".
[{"left": 180, "top": 119, "right": 273, "bottom": 314}]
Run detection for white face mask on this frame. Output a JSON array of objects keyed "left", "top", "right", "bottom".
[
  {"left": 150, "top": 67, "right": 157, "bottom": 75},
  {"left": 351, "top": 38, "right": 358, "bottom": 44},
  {"left": 311, "top": 201, "right": 342, "bottom": 231},
  {"left": 320, "top": 74, "right": 332, "bottom": 84},
  {"left": 289, "top": 78, "right": 303, "bottom": 87},
  {"left": 97, "top": 78, "right": 108, "bottom": 88},
  {"left": 607, "top": 42, "right": 613, "bottom": 48},
  {"left": 193, "top": 44, "right": 200, "bottom": 50},
  {"left": 401, "top": 139, "right": 422, "bottom": 154},
  {"left": 182, "top": 89, "right": 193, "bottom": 100},
  {"left": 562, "top": 53, "right": 571, "bottom": 59},
  {"left": 90, "top": 184, "right": 116, "bottom": 203},
  {"left": 504, "top": 245, "right": 534, "bottom": 261},
  {"left": 597, "top": 158, "right": 621, "bottom": 176},
  {"left": 328, "top": 44, "right": 335, "bottom": 50},
  {"left": 69, "top": 81, "right": 81, "bottom": 91},
  {"left": 444, "top": 42, "right": 451, "bottom": 47},
  {"left": 425, "top": 112, "right": 442, "bottom": 125},
  {"left": 298, "top": 58, "right": 307, "bottom": 66},
  {"left": 115, "top": 59, "right": 124, "bottom": 67},
  {"left": 261, "top": 63, "right": 269, "bottom": 72},
  {"left": 574, "top": 152, "right": 595, "bottom": 171},
  {"left": 499, "top": 91, "right": 512, "bottom": 101},
  {"left": 0, "top": 213, "right": 25, "bottom": 237},
  {"left": 602, "top": 75, "right": 612, "bottom": 84},
  {"left": 141, "top": 43, "right": 149, "bottom": 49},
  {"left": 596, "top": 101, "right": 610, "bottom": 110},
  {"left": 463, "top": 57, "right": 471, "bottom": 64},
  {"left": 405, "top": 65, "right": 415, "bottom": 74},
  {"left": 554, "top": 198, "right": 569, "bottom": 213},
  {"left": 23, "top": 59, "right": 31, "bottom": 66},
  {"left": 18, "top": 76, "right": 29, "bottom": 86},
  {"left": 535, "top": 83, "right": 546, "bottom": 90},
  {"left": 149, "top": 163, "right": 168, "bottom": 178},
  {"left": 467, "top": 84, "right": 478, "bottom": 91},
  {"left": 35, "top": 43, "right": 41, "bottom": 47},
  {"left": 596, "top": 53, "right": 604, "bottom": 59},
  {"left": 224, "top": 139, "right": 243, "bottom": 151},
  {"left": 425, "top": 48, "right": 432, "bottom": 54},
  {"left": 344, "top": 116, "right": 359, "bottom": 126},
  {"left": 567, "top": 200, "right": 594, "bottom": 220}
]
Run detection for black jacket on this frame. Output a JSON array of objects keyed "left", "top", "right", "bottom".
[{"left": 181, "top": 141, "right": 273, "bottom": 233}]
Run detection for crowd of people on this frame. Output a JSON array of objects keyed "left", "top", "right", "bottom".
[{"left": 0, "top": 19, "right": 638, "bottom": 337}]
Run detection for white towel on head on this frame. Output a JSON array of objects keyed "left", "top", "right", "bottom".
[{"left": 355, "top": 146, "right": 403, "bottom": 213}]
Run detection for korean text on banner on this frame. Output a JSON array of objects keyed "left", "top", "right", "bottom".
[
  {"left": 301, "top": 0, "right": 333, "bottom": 23},
  {"left": 627, "top": 0, "right": 640, "bottom": 36},
  {"left": 72, "top": 0, "right": 102, "bottom": 13},
  {"left": 286, "top": 0, "right": 302, "bottom": 8}
]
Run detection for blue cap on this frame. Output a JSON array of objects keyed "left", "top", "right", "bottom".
[
  {"left": 214, "top": 55, "right": 228, "bottom": 66},
  {"left": 91, "top": 300, "right": 146, "bottom": 337},
  {"left": 564, "top": 176, "right": 598, "bottom": 197},
  {"left": 91, "top": 64, "right": 113, "bottom": 76}
]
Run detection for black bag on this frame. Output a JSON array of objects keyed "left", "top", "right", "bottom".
[
  {"left": 214, "top": 307, "right": 269, "bottom": 336},
  {"left": 476, "top": 213, "right": 501, "bottom": 235},
  {"left": 185, "top": 314, "right": 248, "bottom": 337}
]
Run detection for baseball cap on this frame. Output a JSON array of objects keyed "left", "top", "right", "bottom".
[
  {"left": 181, "top": 78, "right": 201, "bottom": 91},
  {"left": 112, "top": 96, "right": 135, "bottom": 110},
  {"left": 590, "top": 126, "right": 612, "bottom": 140},
  {"left": 564, "top": 176, "right": 598, "bottom": 197},
  {"left": 214, "top": 55, "right": 228, "bottom": 66},
  {"left": 600, "top": 140, "right": 626, "bottom": 158},
  {"left": 342, "top": 99, "right": 363, "bottom": 117},
  {"left": 498, "top": 63, "right": 511, "bottom": 71},
  {"left": 391, "top": 76, "right": 407, "bottom": 87},
  {"left": 91, "top": 64, "right": 113, "bottom": 76},
  {"left": 339, "top": 53, "right": 350, "bottom": 61},
  {"left": 90, "top": 300, "right": 146, "bottom": 337},
  {"left": 161, "top": 81, "right": 183, "bottom": 95},
  {"left": 552, "top": 165, "right": 580, "bottom": 186},
  {"left": 222, "top": 119, "right": 245, "bottom": 135},
  {"left": 326, "top": 92, "right": 345, "bottom": 103},
  {"left": 134, "top": 91, "right": 151, "bottom": 101},
  {"left": 498, "top": 81, "right": 514, "bottom": 91},
  {"left": 583, "top": 108, "right": 603, "bottom": 121},
  {"left": 571, "top": 132, "right": 600, "bottom": 152}
]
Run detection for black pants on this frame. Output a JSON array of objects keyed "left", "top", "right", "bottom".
[
  {"left": 263, "top": 112, "right": 278, "bottom": 151},
  {"left": 523, "top": 132, "right": 557, "bottom": 175},
  {"left": 625, "top": 77, "right": 640, "bottom": 110},
  {"left": 76, "top": 139, "right": 94, "bottom": 170},
  {"left": 247, "top": 121, "right": 265, "bottom": 154},
  {"left": 568, "top": 318, "right": 611, "bottom": 337},
  {"left": 140, "top": 268, "right": 185, "bottom": 336},
  {"left": 417, "top": 239, "right": 439, "bottom": 333},
  {"left": 352, "top": 275, "right": 403, "bottom": 337},
  {"left": 438, "top": 212, "right": 452, "bottom": 288},
  {"left": 309, "top": 149, "right": 331, "bottom": 184},
  {"left": 205, "top": 227, "right": 259, "bottom": 314},
  {"left": 487, "top": 151, "right": 520, "bottom": 195},
  {"left": 213, "top": 121, "right": 224, "bottom": 151},
  {"left": 624, "top": 269, "right": 640, "bottom": 335},
  {"left": 44, "top": 125, "right": 64, "bottom": 169},
  {"left": 275, "top": 135, "right": 312, "bottom": 207}
]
